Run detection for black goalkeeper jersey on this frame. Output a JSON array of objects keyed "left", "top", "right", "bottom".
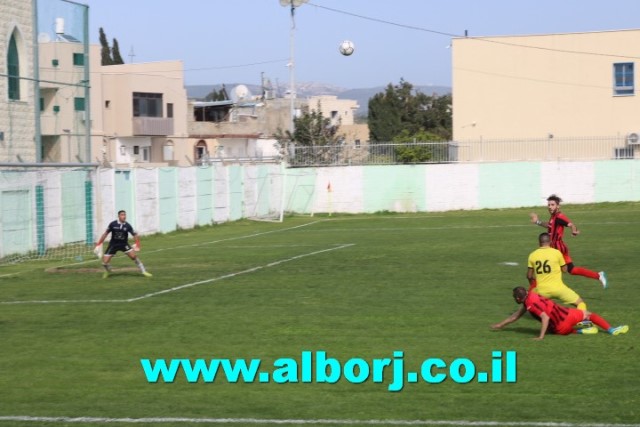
[{"left": 106, "top": 220, "right": 135, "bottom": 244}]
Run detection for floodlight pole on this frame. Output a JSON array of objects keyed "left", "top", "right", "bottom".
[
  {"left": 280, "top": 0, "right": 307, "bottom": 136},
  {"left": 288, "top": 3, "right": 296, "bottom": 135}
]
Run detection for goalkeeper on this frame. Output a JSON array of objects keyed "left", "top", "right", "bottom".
[{"left": 94, "top": 210, "right": 152, "bottom": 279}]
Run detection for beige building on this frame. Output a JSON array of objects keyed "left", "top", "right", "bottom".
[
  {"left": 308, "top": 95, "right": 358, "bottom": 127},
  {"left": 38, "top": 40, "right": 90, "bottom": 163},
  {"left": 91, "top": 52, "right": 189, "bottom": 167},
  {"left": 189, "top": 96, "right": 297, "bottom": 163},
  {"left": 1, "top": 0, "right": 37, "bottom": 163},
  {"left": 453, "top": 29, "right": 640, "bottom": 141}
]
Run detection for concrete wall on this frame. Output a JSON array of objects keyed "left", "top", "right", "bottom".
[{"left": 2, "top": 161, "right": 639, "bottom": 260}]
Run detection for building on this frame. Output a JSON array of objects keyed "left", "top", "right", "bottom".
[
  {"left": 38, "top": 37, "right": 90, "bottom": 163},
  {"left": 89, "top": 50, "right": 189, "bottom": 167},
  {"left": 1, "top": 0, "right": 37, "bottom": 163},
  {"left": 453, "top": 29, "right": 640, "bottom": 141},
  {"left": 308, "top": 95, "right": 358, "bottom": 127},
  {"left": 307, "top": 95, "right": 369, "bottom": 146}
]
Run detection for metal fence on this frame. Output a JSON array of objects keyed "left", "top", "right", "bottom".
[{"left": 286, "top": 136, "right": 638, "bottom": 167}]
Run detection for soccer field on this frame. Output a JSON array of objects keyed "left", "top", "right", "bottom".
[{"left": 1, "top": 204, "right": 639, "bottom": 427}]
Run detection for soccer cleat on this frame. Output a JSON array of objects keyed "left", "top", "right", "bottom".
[
  {"left": 102, "top": 271, "right": 110, "bottom": 279},
  {"left": 598, "top": 271, "right": 608, "bottom": 289},
  {"left": 608, "top": 325, "right": 629, "bottom": 336},
  {"left": 576, "top": 321, "right": 594, "bottom": 329},
  {"left": 577, "top": 326, "right": 598, "bottom": 335},
  {"left": 142, "top": 271, "right": 153, "bottom": 278}
]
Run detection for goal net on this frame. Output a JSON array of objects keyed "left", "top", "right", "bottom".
[
  {"left": 244, "top": 162, "right": 286, "bottom": 223},
  {"left": 0, "top": 167, "right": 97, "bottom": 265}
]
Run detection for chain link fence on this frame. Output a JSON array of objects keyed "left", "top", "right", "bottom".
[{"left": 285, "top": 136, "right": 637, "bottom": 167}]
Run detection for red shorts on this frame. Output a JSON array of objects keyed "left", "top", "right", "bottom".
[
  {"left": 554, "top": 240, "right": 573, "bottom": 264},
  {"left": 553, "top": 308, "right": 585, "bottom": 335}
]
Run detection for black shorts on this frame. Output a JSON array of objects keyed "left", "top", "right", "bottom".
[{"left": 105, "top": 242, "right": 133, "bottom": 256}]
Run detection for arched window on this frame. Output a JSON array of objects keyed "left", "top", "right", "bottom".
[
  {"left": 163, "top": 140, "right": 174, "bottom": 161},
  {"left": 195, "top": 140, "right": 208, "bottom": 163},
  {"left": 7, "top": 32, "right": 20, "bottom": 100}
]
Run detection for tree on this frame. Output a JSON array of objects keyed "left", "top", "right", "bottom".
[
  {"left": 367, "top": 82, "right": 404, "bottom": 142},
  {"left": 367, "top": 79, "right": 452, "bottom": 142},
  {"left": 99, "top": 28, "right": 113, "bottom": 66},
  {"left": 274, "top": 102, "right": 343, "bottom": 164},
  {"left": 111, "top": 38, "right": 125, "bottom": 64},
  {"left": 204, "top": 86, "right": 229, "bottom": 102}
]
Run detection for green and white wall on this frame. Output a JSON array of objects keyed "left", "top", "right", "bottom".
[{"left": 2, "top": 160, "right": 639, "bottom": 260}]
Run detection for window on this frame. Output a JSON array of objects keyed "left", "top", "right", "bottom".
[
  {"left": 73, "top": 53, "right": 84, "bottom": 66},
  {"left": 133, "top": 92, "right": 163, "bottom": 117},
  {"left": 40, "top": 98, "right": 44, "bottom": 111},
  {"left": 163, "top": 140, "right": 174, "bottom": 161},
  {"left": 8, "top": 33, "right": 20, "bottom": 100},
  {"left": 195, "top": 140, "right": 208, "bottom": 163},
  {"left": 614, "top": 63, "right": 634, "bottom": 95},
  {"left": 105, "top": 100, "right": 111, "bottom": 108},
  {"left": 74, "top": 97, "right": 85, "bottom": 111},
  {"left": 167, "top": 103, "right": 173, "bottom": 118}
]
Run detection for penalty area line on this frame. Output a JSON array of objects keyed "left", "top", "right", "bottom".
[
  {"left": 0, "top": 244, "right": 354, "bottom": 306},
  {"left": 127, "top": 243, "right": 355, "bottom": 302},
  {"left": 0, "top": 416, "right": 638, "bottom": 427}
]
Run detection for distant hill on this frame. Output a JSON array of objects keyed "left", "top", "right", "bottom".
[{"left": 185, "top": 83, "right": 451, "bottom": 117}]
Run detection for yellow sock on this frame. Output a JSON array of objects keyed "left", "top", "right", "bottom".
[{"left": 577, "top": 302, "right": 587, "bottom": 311}]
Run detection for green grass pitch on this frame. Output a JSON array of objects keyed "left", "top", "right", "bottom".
[{"left": 1, "top": 203, "right": 639, "bottom": 427}]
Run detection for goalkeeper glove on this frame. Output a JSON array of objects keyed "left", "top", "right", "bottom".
[{"left": 93, "top": 244, "right": 103, "bottom": 258}]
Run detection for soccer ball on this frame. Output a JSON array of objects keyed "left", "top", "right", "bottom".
[{"left": 339, "top": 40, "right": 355, "bottom": 56}]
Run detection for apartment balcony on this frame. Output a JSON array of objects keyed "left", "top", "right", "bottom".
[{"left": 132, "top": 117, "right": 174, "bottom": 136}]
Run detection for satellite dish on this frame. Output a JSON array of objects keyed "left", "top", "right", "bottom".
[
  {"left": 230, "top": 85, "right": 252, "bottom": 102},
  {"left": 38, "top": 33, "right": 51, "bottom": 43}
]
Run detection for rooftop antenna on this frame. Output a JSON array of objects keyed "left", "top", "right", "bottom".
[{"left": 128, "top": 46, "right": 136, "bottom": 63}]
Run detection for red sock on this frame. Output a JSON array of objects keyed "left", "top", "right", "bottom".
[
  {"left": 570, "top": 266, "right": 599, "bottom": 280},
  {"left": 588, "top": 313, "right": 611, "bottom": 330}
]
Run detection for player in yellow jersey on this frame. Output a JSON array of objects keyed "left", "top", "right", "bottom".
[{"left": 527, "top": 232, "right": 587, "bottom": 311}]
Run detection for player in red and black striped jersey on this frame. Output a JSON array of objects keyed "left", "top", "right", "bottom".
[
  {"left": 529, "top": 194, "right": 607, "bottom": 289},
  {"left": 491, "top": 287, "right": 629, "bottom": 339}
]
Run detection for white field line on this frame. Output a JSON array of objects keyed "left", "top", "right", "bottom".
[
  {"left": 0, "top": 221, "right": 326, "bottom": 279},
  {"left": 42, "top": 221, "right": 327, "bottom": 271},
  {"left": 0, "top": 415, "right": 638, "bottom": 427},
  {"left": 0, "top": 244, "right": 354, "bottom": 306},
  {"left": 127, "top": 243, "right": 354, "bottom": 302}
]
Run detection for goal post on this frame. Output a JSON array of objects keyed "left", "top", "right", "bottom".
[
  {"left": 244, "top": 162, "right": 286, "bottom": 223},
  {"left": 0, "top": 165, "right": 98, "bottom": 265}
]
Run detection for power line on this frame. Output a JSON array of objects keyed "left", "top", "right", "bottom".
[
  {"left": 308, "top": 2, "right": 460, "bottom": 38},
  {"left": 308, "top": 2, "right": 640, "bottom": 60}
]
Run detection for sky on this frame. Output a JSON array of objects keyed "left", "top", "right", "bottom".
[{"left": 50, "top": 0, "right": 640, "bottom": 90}]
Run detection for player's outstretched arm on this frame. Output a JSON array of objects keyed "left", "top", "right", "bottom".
[
  {"left": 567, "top": 221, "right": 580, "bottom": 236},
  {"left": 529, "top": 212, "right": 546, "bottom": 227},
  {"left": 95, "top": 230, "right": 109, "bottom": 247},
  {"left": 492, "top": 305, "right": 526, "bottom": 330}
]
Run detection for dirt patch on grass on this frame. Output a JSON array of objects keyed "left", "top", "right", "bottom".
[{"left": 46, "top": 266, "right": 139, "bottom": 274}]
